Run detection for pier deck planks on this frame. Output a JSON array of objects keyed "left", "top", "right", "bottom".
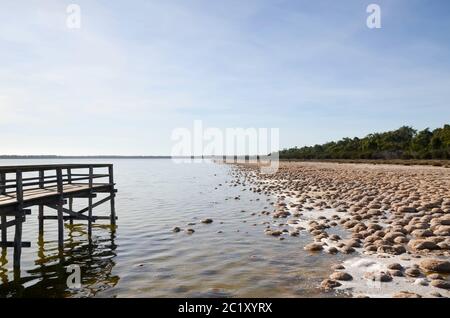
[{"left": 0, "top": 183, "right": 110, "bottom": 207}]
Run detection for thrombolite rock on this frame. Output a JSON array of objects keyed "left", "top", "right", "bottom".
[
  {"left": 172, "top": 227, "right": 181, "bottom": 233},
  {"left": 394, "top": 236, "right": 409, "bottom": 244},
  {"left": 437, "top": 242, "right": 449, "bottom": 250},
  {"left": 185, "top": 228, "right": 195, "bottom": 234},
  {"left": 387, "top": 263, "right": 403, "bottom": 270},
  {"left": 430, "top": 291, "right": 443, "bottom": 298},
  {"left": 269, "top": 230, "right": 283, "bottom": 236},
  {"left": 330, "top": 272, "right": 353, "bottom": 281},
  {"left": 434, "top": 226, "right": 450, "bottom": 236},
  {"left": 419, "top": 259, "right": 450, "bottom": 273},
  {"left": 389, "top": 269, "right": 403, "bottom": 277},
  {"left": 331, "top": 264, "right": 345, "bottom": 270},
  {"left": 327, "top": 247, "right": 338, "bottom": 254},
  {"left": 431, "top": 215, "right": 450, "bottom": 226},
  {"left": 304, "top": 243, "right": 323, "bottom": 251},
  {"left": 365, "top": 245, "right": 378, "bottom": 252},
  {"left": 397, "top": 206, "right": 417, "bottom": 213},
  {"left": 383, "top": 232, "right": 405, "bottom": 242},
  {"left": 339, "top": 245, "right": 355, "bottom": 254},
  {"left": 405, "top": 268, "right": 421, "bottom": 277},
  {"left": 413, "top": 278, "right": 429, "bottom": 286},
  {"left": 411, "top": 229, "right": 434, "bottom": 238},
  {"left": 427, "top": 273, "right": 443, "bottom": 280},
  {"left": 377, "top": 244, "right": 406, "bottom": 255},
  {"left": 408, "top": 239, "right": 440, "bottom": 251},
  {"left": 320, "top": 279, "right": 341, "bottom": 290},
  {"left": 346, "top": 239, "right": 361, "bottom": 248},
  {"left": 393, "top": 291, "right": 422, "bottom": 298},
  {"left": 201, "top": 218, "right": 213, "bottom": 224},
  {"left": 363, "top": 271, "right": 393, "bottom": 282},
  {"left": 329, "top": 234, "right": 341, "bottom": 241},
  {"left": 430, "top": 280, "right": 450, "bottom": 290}
]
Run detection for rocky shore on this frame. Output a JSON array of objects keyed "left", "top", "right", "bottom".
[{"left": 233, "top": 161, "right": 450, "bottom": 298}]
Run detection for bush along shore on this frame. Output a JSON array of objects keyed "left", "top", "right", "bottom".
[
  {"left": 233, "top": 161, "right": 450, "bottom": 298},
  {"left": 280, "top": 124, "right": 450, "bottom": 160}
]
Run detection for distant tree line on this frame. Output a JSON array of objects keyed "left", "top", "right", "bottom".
[{"left": 280, "top": 124, "right": 450, "bottom": 160}]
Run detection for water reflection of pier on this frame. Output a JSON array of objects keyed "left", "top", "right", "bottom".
[{"left": 0, "top": 223, "right": 119, "bottom": 297}]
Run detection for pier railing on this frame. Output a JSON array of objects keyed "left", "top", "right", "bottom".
[{"left": 0, "top": 164, "right": 114, "bottom": 201}]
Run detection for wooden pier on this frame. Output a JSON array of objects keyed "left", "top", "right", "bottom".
[{"left": 0, "top": 164, "right": 117, "bottom": 270}]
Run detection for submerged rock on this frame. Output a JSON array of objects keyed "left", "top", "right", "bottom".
[
  {"left": 304, "top": 243, "right": 323, "bottom": 251},
  {"left": 393, "top": 291, "right": 422, "bottom": 298},
  {"left": 320, "top": 279, "right": 341, "bottom": 290},
  {"left": 331, "top": 264, "right": 345, "bottom": 270},
  {"left": 364, "top": 271, "right": 392, "bottom": 282},
  {"left": 330, "top": 272, "right": 353, "bottom": 281}
]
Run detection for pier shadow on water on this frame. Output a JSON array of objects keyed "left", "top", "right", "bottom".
[{"left": 0, "top": 223, "right": 119, "bottom": 297}]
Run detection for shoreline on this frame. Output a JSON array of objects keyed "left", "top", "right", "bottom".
[
  {"left": 232, "top": 161, "right": 450, "bottom": 298},
  {"left": 281, "top": 159, "right": 450, "bottom": 168}
]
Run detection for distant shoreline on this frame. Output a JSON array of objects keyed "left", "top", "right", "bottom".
[
  {"left": 0, "top": 155, "right": 172, "bottom": 159},
  {"left": 279, "top": 158, "right": 450, "bottom": 168}
]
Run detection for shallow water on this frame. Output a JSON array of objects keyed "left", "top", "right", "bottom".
[{"left": 0, "top": 159, "right": 343, "bottom": 298}]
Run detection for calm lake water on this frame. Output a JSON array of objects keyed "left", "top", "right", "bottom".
[{"left": 0, "top": 159, "right": 342, "bottom": 298}]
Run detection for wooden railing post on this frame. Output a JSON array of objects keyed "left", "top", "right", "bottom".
[
  {"left": 14, "top": 170, "right": 24, "bottom": 269},
  {"left": 0, "top": 215, "right": 6, "bottom": 244},
  {"left": 0, "top": 173, "right": 5, "bottom": 195},
  {"left": 67, "top": 168, "right": 72, "bottom": 184},
  {"left": 1, "top": 172, "right": 6, "bottom": 244},
  {"left": 56, "top": 168, "right": 64, "bottom": 250},
  {"left": 0, "top": 173, "right": 6, "bottom": 244},
  {"left": 38, "top": 170, "right": 44, "bottom": 236},
  {"left": 67, "top": 168, "right": 73, "bottom": 225},
  {"left": 88, "top": 166, "right": 93, "bottom": 237},
  {"left": 108, "top": 165, "right": 116, "bottom": 226}
]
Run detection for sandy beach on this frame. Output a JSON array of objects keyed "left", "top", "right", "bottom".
[{"left": 233, "top": 161, "right": 450, "bottom": 298}]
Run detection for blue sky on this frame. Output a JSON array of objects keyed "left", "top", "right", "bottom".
[{"left": 1, "top": 0, "right": 449, "bottom": 155}]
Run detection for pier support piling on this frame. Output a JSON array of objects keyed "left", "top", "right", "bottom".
[
  {"left": 68, "top": 169, "right": 74, "bottom": 226},
  {"left": 0, "top": 173, "right": 6, "bottom": 244},
  {"left": 38, "top": 170, "right": 44, "bottom": 236},
  {"left": 56, "top": 168, "right": 64, "bottom": 251},
  {"left": 38, "top": 205, "right": 44, "bottom": 236},
  {"left": 1, "top": 216, "right": 6, "bottom": 243},
  {"left": 88, "top": 166, "right": 93, "bottom": 237},
  {"left": 69, "top": 198, "right": 74, "bottom": 225},
  {"left": 13, "top": 170, "right": 24, "bottom": 270},
  {"left": 109, "top": 166, "right": 116, "bottom": 226},
  {"left": 13, "top": 211, "right": 23, "bottom": 270}
]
